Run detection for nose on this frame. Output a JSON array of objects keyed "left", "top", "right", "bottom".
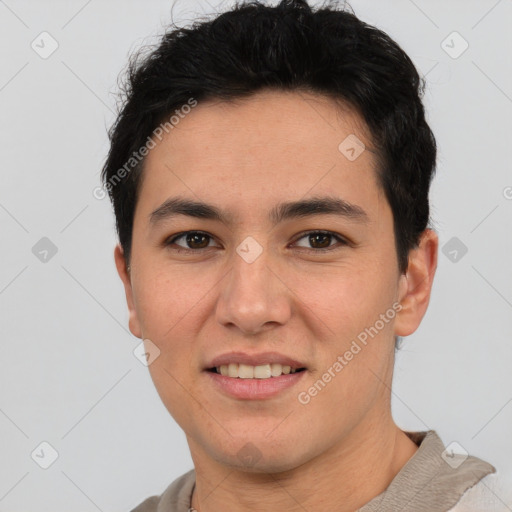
[{"left": 215, "top": 243, "right": 292, "bottom": 335}]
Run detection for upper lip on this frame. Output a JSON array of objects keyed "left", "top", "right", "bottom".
[{"left": 205, "top": 351, "right": 306, "bottom": 370}]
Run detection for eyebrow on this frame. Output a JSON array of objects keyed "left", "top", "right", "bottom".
[{"left": 149, "top": 195, "right": 369, "bottom": 227}]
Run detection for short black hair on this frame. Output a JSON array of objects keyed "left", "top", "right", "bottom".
[{"left": 101, "top": 0, "right": 436, "bottom": 272}]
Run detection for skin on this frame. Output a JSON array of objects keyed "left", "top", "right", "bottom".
[{"left": 115, "top": 90, "right": 438, "bottom": 512}]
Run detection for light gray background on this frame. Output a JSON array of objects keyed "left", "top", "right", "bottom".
[{"left": 1, "top": 0, "right": 511, "bottom": 510}]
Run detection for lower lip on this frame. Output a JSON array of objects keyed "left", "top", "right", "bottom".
[{"left": 205, "top": 370, "right": 307, "bottom": 400}]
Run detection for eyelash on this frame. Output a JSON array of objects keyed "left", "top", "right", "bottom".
[{"left": 164, "top": 230, "right": 349, "bottom": 254}]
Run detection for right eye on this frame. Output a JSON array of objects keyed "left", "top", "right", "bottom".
[{"left": 164, "top": 231, "right": 221, "bottom": 253}]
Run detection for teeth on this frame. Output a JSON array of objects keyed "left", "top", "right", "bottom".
[
  {"left": 238, "top": 364, "right": 254, "bottom": 379},
  {"left": 270, "top": 363, "right": 282, "bottom": 377},
  {"left": 228, "top": 363, "right": 238, "bottom": 378},
  {"left": 216, "top": 363, "right": 301, "bottom": 379},
  {"left": 254, "top": 364, "right": 272, "bottom": 379}
]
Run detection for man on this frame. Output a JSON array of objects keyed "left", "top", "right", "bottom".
[{"left": 101, "top": 0, "right": 500, "bottom": 510}]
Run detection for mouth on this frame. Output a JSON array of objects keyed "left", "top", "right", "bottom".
[
  {"left": 203, "top": 351, "right": 308, "bottom": 399},
  {"left": 204, "top": 354, "right": 308, "bottom": 400},
  {"left": 207, "top": 363, "right": 307, "bottom": 379}
]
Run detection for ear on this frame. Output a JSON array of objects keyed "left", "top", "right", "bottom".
[
  {"left": 394, "top": 229, "right": 438, "bottom": 337},
  {"left": 114, "top": 244, "right": 142, "bottom": 339}
]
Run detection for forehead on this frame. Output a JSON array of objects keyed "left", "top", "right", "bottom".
[{"left": 137, "top": 90, "right": 382, "bottom": 220}]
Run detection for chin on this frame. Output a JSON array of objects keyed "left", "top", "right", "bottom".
[
  {"left": 204, "top": 432, "right": 311, "bottom": 474},
  {"left": 218, "top": 449, "right": 307, "bottom": 475}
]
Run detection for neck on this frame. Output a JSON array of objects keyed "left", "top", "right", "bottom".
[{"left": 188, "top": 417, "right": 418, "bottom": 512}]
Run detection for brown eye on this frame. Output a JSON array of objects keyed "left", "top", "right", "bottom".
[
  {"left": 293, "top": 230, "right": 347, "bottom": 251},
  {"left": 165, "top": 231, "right": 219, "bottom": 252},
  {"left": 184, "top": 232, "right": 210, "bottom": 249},
  {"left": 308, "top": 232, "right": 331, "bottom": 249}
]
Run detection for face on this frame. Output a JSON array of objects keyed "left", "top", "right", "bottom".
[{"left": 115, "top": 90, "right": 436, "bottom": 473}]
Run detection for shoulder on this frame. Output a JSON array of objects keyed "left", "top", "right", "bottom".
[
  {"left": 358, "top": 431, "right": 498, "bottom": 511},
  {"left": 448, "top": 472, "right": 512, "bottom": 512},
  {"left": 129, "top": 469, "right": 196, "bottom": 512}
]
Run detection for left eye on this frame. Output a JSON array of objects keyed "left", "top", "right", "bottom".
[
  {"left": 292, "top": 230, "right": 347, "bottom": 251},
  {"left": 165, "top": 230, "right": 347, "bottom": 252}
]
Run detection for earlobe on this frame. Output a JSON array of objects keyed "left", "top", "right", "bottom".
[
  {"left": 394, "top": 229, "right": 438, "bottom": 337},
  {"left": 114, "top": 244, "right": 142, "bottom": 339}
]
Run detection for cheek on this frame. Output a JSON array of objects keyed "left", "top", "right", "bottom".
[
  {"left": 287, "top": 258, "right": 398, "bottom": 337},
  {"left": 131, "top": 269, "right": 205, "bottom": 406},
  {"left": 291, "top": 259, "right": 397, "bottom": 410},
  {"left": 132, "top": 265, "right": 213, "bottom": 339},
  {"left": 133, "top": 271, "right": 205, "bottom": 427},
  {"left": 147, "top": 359, "right": 205, "bottom": 434},
  {"left": 297, "top": 355, "right": 387, "bottom": 444},
  {"left": 296, "top": 308, "right": 396, "bottom": 439}
]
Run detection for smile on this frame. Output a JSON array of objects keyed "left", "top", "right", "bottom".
[
  {"left": 209, "top": 363, "right": 305, "bottom": 379},
  {"left": 205, "top": 366, "right": 307, "bottom": 400}
]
